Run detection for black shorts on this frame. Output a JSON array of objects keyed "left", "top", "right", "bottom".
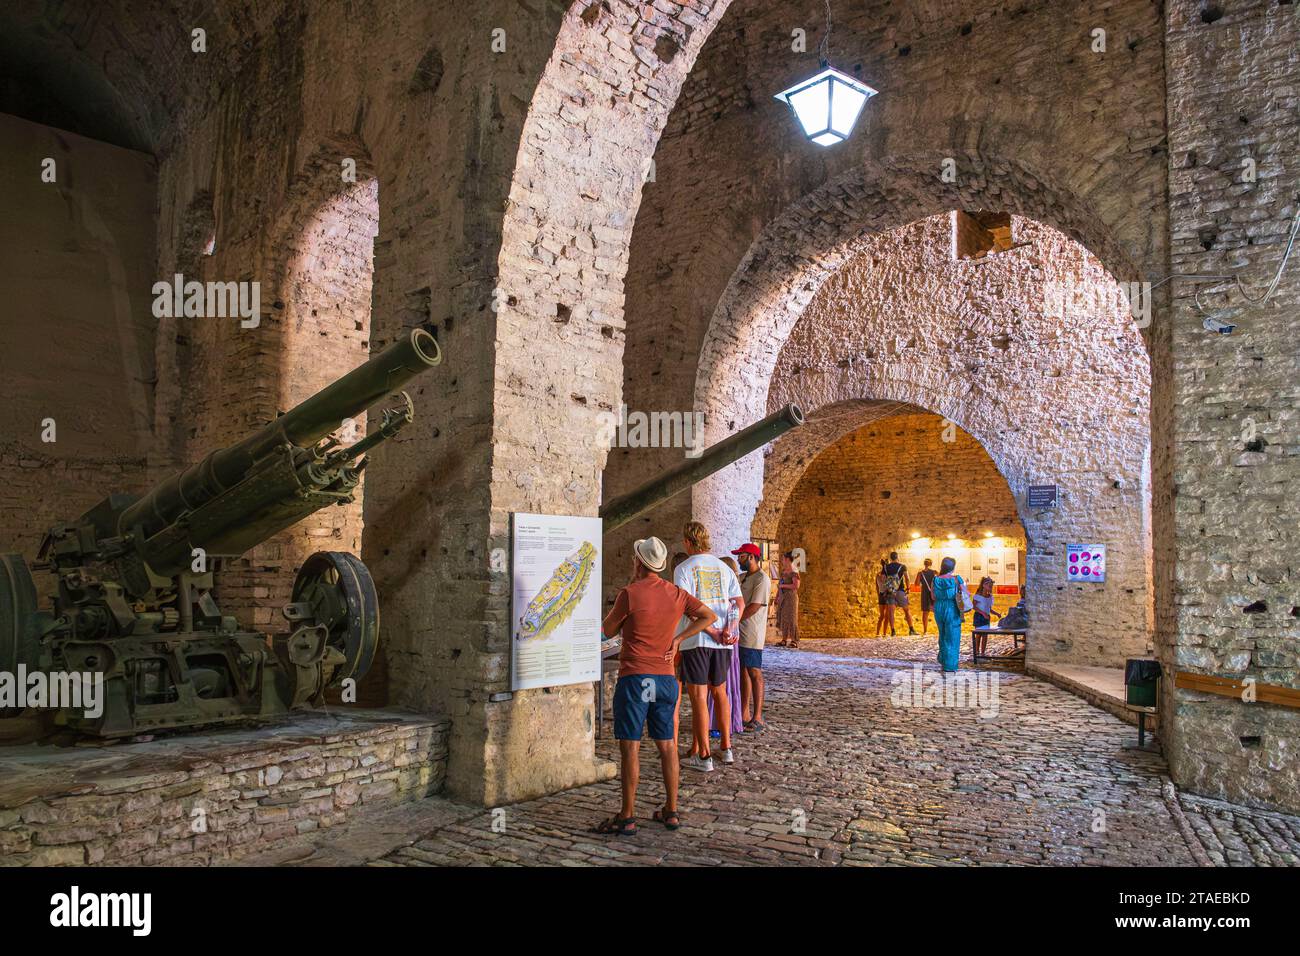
[{"left": 680, "top": 647, "right": 729, "bottom": 687}]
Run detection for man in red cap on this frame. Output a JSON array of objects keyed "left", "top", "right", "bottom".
[{"left": 730, "top": 542, "right": 771, "bottom": 731}]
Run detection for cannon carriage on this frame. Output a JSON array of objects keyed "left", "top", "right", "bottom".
[{"left": 0, "top": 328, "right": 441, "bottom": 737}]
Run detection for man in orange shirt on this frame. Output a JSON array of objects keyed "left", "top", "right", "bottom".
[{"left": 596, "top": 536, "right": 716, "bottom": 836}]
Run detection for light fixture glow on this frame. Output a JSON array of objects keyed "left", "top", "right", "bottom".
[{"left": 774, "top": 67, "right": 877, "bottom": 146}]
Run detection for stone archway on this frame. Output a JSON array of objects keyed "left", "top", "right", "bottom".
[
  {"left": 492, "top": 0, "right": 735, "bottom": 520},
  {"left": 772, "top": 405, "right": 1027, "bottom": 640},
  {"left": 466, "top": 0, "right": 738, "bottom": 803},
  {"left": 272, "top": 137, "right": 379, "bottom": 566},
  {"left": 704, "top": 212, "right": 1153, "bottom": 667}
]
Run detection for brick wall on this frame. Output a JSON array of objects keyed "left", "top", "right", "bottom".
[
  {"left": 0, "top": 113, "right": 157, "bottom": 597},
  {"left": 1161, "top": 0, "right": 1300, "bottom": 813},
  {"left": 751, "top": 214, "right": 1155, "bottom": 666},
  {"left": 146, "top": 0, "right": 529, "bottom": 803},
  {"left": 203, "top": 150, "right": 378, "bottom": 630},
  {"left": 778, "top": 412, "right": 1025, "bottom": 638}
]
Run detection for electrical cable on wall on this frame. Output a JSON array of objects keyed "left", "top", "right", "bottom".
[{"left": 1150, "top": 207, "right": 1300, "bottom": 333}]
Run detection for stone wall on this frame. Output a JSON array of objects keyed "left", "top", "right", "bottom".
[
  {"left": 753, "top": 215, "right": 1154, "bottom": 666},
  {"left": 778, "top": 411, "right": 1025, "bottom": 639},
  {"left": 0, "top": 113, "right": 157, "bottom": 595},
  {"left": 2, "top": 0, "right": 558, "bottom": 804},
  {"left": 0, "top": 712, "right": 449, "bottom": 866},
  {"left": 474, "top": 0, "right": 730, "bottom": 802},
  {"left": 1160, "top": 0, "right": 1300, "bottom": 814}
]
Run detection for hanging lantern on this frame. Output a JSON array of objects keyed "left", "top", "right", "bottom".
[
  {"left": 774, "top": 2, "right": 876, "bottom": 146},
  {"left": 774, "top": 67, "right": 877, "bottom": 146}
]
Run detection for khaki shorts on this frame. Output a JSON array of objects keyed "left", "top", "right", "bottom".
[{"left": 894, "top": 590, "right": 909, "bottom": 608}]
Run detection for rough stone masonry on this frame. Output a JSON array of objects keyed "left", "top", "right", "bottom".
[{"left": 0, "top": 0, "right": 1295, "bottom": 817}]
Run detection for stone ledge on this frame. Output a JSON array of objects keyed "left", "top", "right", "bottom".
[
  {"left": 1027, "top": 662, "right": 1160, "bottom": 735},
  {"left": 0, "top": 709, "right": 451, "bottom": 866}
]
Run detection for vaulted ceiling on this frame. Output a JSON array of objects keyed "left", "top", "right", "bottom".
[{"left": 0, "top": 0, "right": 277, "bottom": 154}]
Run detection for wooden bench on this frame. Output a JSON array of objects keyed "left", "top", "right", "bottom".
[{"left": 971, "top": 626, "right": 1026, "bottom": 665}]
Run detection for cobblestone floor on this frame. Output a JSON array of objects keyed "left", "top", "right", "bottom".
[
  {"left": 793, "top": 632, "right": 1020, "bottom": 664},
  {"left": 235, "top": 646, "right": 1300, "bottom": 867}
]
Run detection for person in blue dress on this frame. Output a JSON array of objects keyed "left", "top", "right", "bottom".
[{"left": 930, "top": 557, "right": 967, "bottom": 672}]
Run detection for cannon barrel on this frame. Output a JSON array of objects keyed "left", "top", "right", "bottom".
[
  {"left": 118, "top": 328, "right": 442, "bottom": 541},
  {"left": 599, "top": 403, "right": 804, "bottom": 533}
]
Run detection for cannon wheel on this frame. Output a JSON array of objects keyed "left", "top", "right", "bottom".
[
  {"left": 291, "top": 552, "right": 379, "bottom": 684},
  {"left": 0, "top": 554, "right": 41, "bottom": 718}
]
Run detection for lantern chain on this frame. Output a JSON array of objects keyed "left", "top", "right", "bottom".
[{"left": 818, "top": 0, "right": 832, "bottom": 67}]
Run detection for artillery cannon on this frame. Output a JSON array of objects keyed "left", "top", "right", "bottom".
[
  {"left": 599, "top": 403, "right": 805, "bottom": 533},
  {"left": 0, "top": 328, "right": 442, "bottom": 737}
]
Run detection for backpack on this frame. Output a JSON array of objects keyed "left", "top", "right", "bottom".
[{"left": 884, "top": 563, "right": 905, "bottom": 592}]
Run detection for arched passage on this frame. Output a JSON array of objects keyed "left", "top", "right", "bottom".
[
  {"left": 773, "top": 405, "right": 1027, "bottom": 640},
  {"left": 275, "top": 142, "right": 380, "bottom": 563},
  {"left": 605, "top": 0, "right": 1169, "bottom": 599},
  {"left": 706, "top": 212, "right": 1153, "bottom": 666}
]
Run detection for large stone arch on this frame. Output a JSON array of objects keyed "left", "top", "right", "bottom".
[
  {"left": 608, "top": 0, "right": 1170, "bottom": 607},
  {"left": 691, "top": 159, "right": 1147, "bottom": 524},
  {"left": 441, "top": 0, "right": 740, "bottom": 803},
  {"left": 492, "top": 0, "right": 735, "bottom": 514},
  {"left": 705, "top": 211, "right": 1153, "bottom": 665},
  {"left": 773, "top": 403, "right": 1028, "bottom": 640}
]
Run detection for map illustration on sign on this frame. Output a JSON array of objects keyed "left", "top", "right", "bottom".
[
  {"left": 518, "top": 541, "right": 596, "bottom": 641},
  {"left": 510, "top": 514, "right": 603, "bottom": 691},
  {"left": 1066, "top": 543, "right": 1106, "bottom": 582}
]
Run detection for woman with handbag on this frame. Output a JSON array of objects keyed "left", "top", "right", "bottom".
[{"left": 930, "top": 556, "right": 969, "bottom": 672}]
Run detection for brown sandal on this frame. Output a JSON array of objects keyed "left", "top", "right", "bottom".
[
  {"left": 595, "top": 816, "right": 637, "bottom": 836},
  {"left": 652, "top": 807, "right": 681, "bottom": 830}
]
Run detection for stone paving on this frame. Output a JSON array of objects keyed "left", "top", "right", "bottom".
[
  {"left": 792, "top": 632, "right": 1021, "bottom": 665},
  {"left": 233, "top": 645, "right": 1300, "bottom": 867}
]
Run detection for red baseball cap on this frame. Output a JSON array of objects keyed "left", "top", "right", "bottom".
[{"left": 731, "top": 543, "right": 762, "bottom": 558}]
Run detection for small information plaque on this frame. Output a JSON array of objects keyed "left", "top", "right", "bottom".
[{"left": 1028, "top": 484, "right": 1058, "bottom": 509}]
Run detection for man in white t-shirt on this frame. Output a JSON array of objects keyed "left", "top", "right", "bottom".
[{"left": 674, "top": 521, "right": 742, "bottom": 773}]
